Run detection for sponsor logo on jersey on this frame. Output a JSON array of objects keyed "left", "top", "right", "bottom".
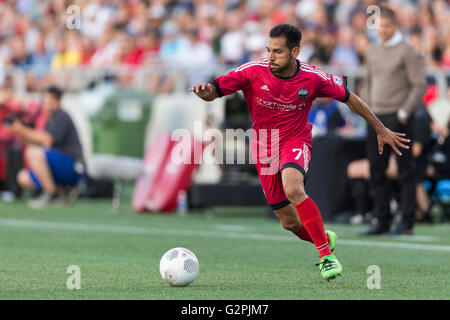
[
  {"left": 297, "top": 88, "right": 309, "bottom": 103},
  {"left": 256, "top": 97, "right": 304, "bottom": 112},
  {"left": 260, "top": 84, "right": 270, "bottom": 91}
]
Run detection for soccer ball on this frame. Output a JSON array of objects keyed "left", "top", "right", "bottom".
[{"left": 159, "top": 247, "right": 199, "bottom": 287}]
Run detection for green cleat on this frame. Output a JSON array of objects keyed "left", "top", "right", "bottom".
[
  {"left": 326, "top": 230, "right": 337, "bottom": 252},
  {"left": 316, "top": 254, "right": 342, "bottom": 281}
]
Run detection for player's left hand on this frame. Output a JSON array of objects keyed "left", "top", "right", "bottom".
[{"left": 376, "top": 127, "right": 410, "bottom": 156}]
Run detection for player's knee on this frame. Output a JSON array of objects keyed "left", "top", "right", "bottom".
[{"left": 284, "top": 184, "right": 306, "bottom": 204}]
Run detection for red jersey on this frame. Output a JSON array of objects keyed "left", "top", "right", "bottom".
[{"left": 213, "top": 58, "right": 349, "bottom": 161}]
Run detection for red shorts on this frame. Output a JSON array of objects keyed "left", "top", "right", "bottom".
[{"left": 255, "top": 141, "right": 311, "bottom": 210}]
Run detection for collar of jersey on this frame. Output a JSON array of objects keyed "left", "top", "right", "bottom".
[{"left": 270, "top": 60, "right": 300, "bottom": 80}]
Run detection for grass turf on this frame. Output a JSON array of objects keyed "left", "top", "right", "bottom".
[{"left": 0, "top": 196, "right": 449, "bottom": 300}]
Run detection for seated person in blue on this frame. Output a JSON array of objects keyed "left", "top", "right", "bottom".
[
  {"left": 7, "top": 86, "right": 83, "bottom": 208},
  {"left": 308, "top": 98, "right": 345, "bottom": 136}
]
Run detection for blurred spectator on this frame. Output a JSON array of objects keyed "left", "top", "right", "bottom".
[
  {"left": 7, "top": 86, "right": 83, "bottom": 209},
  {"left": 353, "top": 31, "right": 370, "bottom": 65},
  {"left": 443, "top": 29, "right": 450, "bottom": 68},
  {"left": 243, "top": 21, "right": 267, "bottom": 62},
  {"left": 308, "top": 98, "right": 345, "bottom": 137},
  {"left": 408, "top": 106, "right": 434, "bottom": 221},
  {"left": 158, "top": 20, "right": 183, "bottom": 60},
  {"left": 361, "top": 5, "right": 426, "bottom": 236},
  {"left": 80, "top": 35, "right": 96, "bottom": 65},
  {"left": 51, "top": 31, "right": 82, "bottom": 69},
  {"left": 81, "top": 0, "right": 114, "bottom": 41},
  {"left": 256, "top": 0, "right": 286, "bottom": 26},
  {"left": 9, "top": 37, "right": 32, "bottom": 71},
  {"left": 0, "top": 77, "right": 22, "bottom": 146},
  {"left": 347, "top": 106, "right": 435, "bottom": 225},
  {"left": 149, "top": 20, "right": 188, "bottom": 93},
  {"left": 30, "top": 34, "right": 53, "bottom": 77},
  {"left": 350, "top": 10, "right": 369, "bottom": 34},
  {"left": 219, "top": 9, "right": 246, "bottom": 66},
  {"left": 126, "top": 0, "right": 149, "bottom": 36},
  {"left": 23, "top": 16, "right": 40, "bottom": 54},
  {"left": 297, "top": 27, "right": 316, "bottom": 63},
  {"left": 408, "top": 26, "right": 423, "bottom": 55},
  {"left": 148, "top": 0, "right": 167, "bottom": 30},
  {"left": 27, "top": 33, "right": 54, "bottom": 92},
  {"left": 175, "top": 27, "right": 216, "bottom": 88},
  {"left": 330, "top": 25, "right": 359, "bottom": 68},
  {"left": 138, "top": 29, "right": 161, "bottom": 64},
  {"left": 310, "top": 31, "right": 337, "bottom": 65},
  {"left": 0, "top": 0, "right": 446, "bottom": 95},
  {"left": 118, "top": 33, "right": 144, "bottom": 66},
  {"left": 429, "top": 118, "right": 450, "bottom": 182},
  {"left": 90, "top": 26, "right": 121, "bottom": 67}
]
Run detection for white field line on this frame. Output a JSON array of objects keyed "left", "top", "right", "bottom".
[
  {"left": 0, "top": 218, "right": 449, "bottom": 252},
  {"left": 213, "top": 224, "right": 254, "bottom": 232},
  {"left": 328, "top": 232, "right": 437, "bottom": 242},
  {"left": 386, "top": 235, "right": 437, "bottom": 242}
]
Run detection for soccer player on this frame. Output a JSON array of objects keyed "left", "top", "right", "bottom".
[{"left": 189, "top": 24, "right": 410, "bottom": 281}]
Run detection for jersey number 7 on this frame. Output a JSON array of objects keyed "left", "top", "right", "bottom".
[{"left": 292, "top": 148, "right": 302, "bottom": 160}]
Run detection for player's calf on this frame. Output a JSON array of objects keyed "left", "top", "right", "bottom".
[
  {"left": 274, "top": 205, "right": 301, "bottom": 233},
  {"left": 280, "top": 219, "right": 301, "bottom": 233}
]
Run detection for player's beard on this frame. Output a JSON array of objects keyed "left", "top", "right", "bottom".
[{"left": 270, "top": 57, "right": 296, "bottom": 76}]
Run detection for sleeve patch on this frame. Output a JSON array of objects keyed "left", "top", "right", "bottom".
[{"left": 333, "top": 75, "right": 343, "bottom": 86}]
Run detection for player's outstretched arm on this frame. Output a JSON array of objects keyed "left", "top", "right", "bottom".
[
  {"left": 188, "top": 82, "right": 219, "bottom": 102},
  {"left": 345, "top": 90, "right": 410, "bottom": 156}
]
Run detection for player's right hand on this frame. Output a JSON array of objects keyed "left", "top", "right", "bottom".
[{"left": 188, "top": 83, "right": 218, "bottom": 101}]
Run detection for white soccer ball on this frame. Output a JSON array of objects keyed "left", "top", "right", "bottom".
[{"left": 159, "top": 247, "right": 199, "bottom": 287}]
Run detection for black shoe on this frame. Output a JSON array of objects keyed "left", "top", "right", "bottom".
[
  {"left": 390, "top": 223, "right": 413, "bottom": 236},
  {"left": 418, "top": 211, "right": 433, "bottom": 224},
  {"left": 358, "top": 225, "right": 390, "bottom": 236}
]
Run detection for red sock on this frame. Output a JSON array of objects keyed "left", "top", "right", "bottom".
[
  {"left": 293, "top": 225, "right": 312, "bottom": 242},
  {"left": 295, "top": 197, "right": 332, "bottom": 257},
  {"left": 293, "top": 225, "right": 330, "bottom": 244}
]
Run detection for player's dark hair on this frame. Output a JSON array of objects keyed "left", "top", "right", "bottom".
[
  {"left": 45, "top": 86, "right": 63, "bottom": 101},
  {"left": 269, "top": 24, "right": 302, "bottom": 50},
  {"left": 379, "top": 5, "right": 398, "bottom": 23}
]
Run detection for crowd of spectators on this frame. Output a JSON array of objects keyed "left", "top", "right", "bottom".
[
  {"left": 0, "top": 0, "right": 449, "bottom": 218},
  {"left": 0, "top": 0, "right": 448, "bottom": 94}
]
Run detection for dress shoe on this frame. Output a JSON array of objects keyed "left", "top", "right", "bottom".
[{"left": 358, "top": 225, "right": 390, "bottom": 236}]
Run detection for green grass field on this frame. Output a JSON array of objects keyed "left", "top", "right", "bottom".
[{"left": 0, "top": 194, "right": 449, "bottom": 300}]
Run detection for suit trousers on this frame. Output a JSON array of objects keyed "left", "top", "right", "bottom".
[{"left": 366, "top": 113, "right": 416, "bottom": 229}]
